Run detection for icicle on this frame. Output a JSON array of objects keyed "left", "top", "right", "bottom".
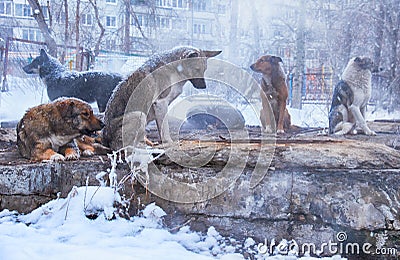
[
  {"left": 107, "top": 151, "right": 118, "bottom": 189},
  {"left": 118, "top": 150, "right": 123, "bottom": 164}
]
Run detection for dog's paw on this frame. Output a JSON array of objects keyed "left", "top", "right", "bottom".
[
  {"left": 65, "top": 152, "right": 80, "bottom": 160},
  {"left": 263, "top": 126, "right": 274, "bottom": 134},
  {"left": 50, "top": 153, "right": 65, "bottom": 162},
  {"left": 365, "top": 130, "right": 377, "bottom": 136},
  {"left": 82, "top": 149, "right": 94, "bottom": 157},
  {"left": 277, "top": 129, "right": 285, "bottom": 135}
]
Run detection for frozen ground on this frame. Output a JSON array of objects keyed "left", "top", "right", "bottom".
[{"left": 0, "top": 77, "right": 398, "bottom": 259}]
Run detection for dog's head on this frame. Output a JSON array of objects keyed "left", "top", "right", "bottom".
[
  {"left": 56, "top": 98, "right": 105, "bottom": 135},
  {"left": 352, "top": 56, "right": 374, "bottom": 71},
  {"left": 23, "top": 49, "right": 49, "bottom": 74},
  {"left": 177, "top": 47, "right": 221, "bottom": 89},
  {"left": 250, "top": 55, "right": 283, "bottom": 75}
]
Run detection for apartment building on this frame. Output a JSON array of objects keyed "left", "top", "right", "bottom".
[
  {"left": 0, "top": 0, "right": 47, "bottom": 43},
  {"left": 0, "top": 0, "right": 230, "bottom": 57}
]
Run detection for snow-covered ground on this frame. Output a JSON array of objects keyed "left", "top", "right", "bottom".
[
  {"left": 0, "top": 186, "right": 344, "bottom": 260},
  {"left": 0, "top": 187, "right": 240, "bottom": 260},
  {"left": 1, "top": 77, "right": 398, "bottom": 259}
]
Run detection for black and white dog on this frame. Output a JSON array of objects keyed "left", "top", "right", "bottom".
[
  {"left": 329, "top": 57, "right": 376, "bottom": 135},
  {"left": 23, "top": 49, "right": 123, "bottom": 112}
]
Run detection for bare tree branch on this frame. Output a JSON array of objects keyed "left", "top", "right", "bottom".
[
  {"left": 75, "top": 0, "right": 81, "bottom": 70},
  {"left": 61, "top": 0, "right": 69, "bottom": 64},
  {"left": 88, "top": 0, "right": 105, "bottom": 56},
  {"left": 46, "top": 0, "right": 52, "bottom": 28},
  {"left": 27, "top": 0, "right": 57, "bottom": 56}
]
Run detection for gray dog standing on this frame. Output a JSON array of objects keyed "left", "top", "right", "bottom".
[{"left": 103, "top": 46, "right": 221, "bottom": 150}]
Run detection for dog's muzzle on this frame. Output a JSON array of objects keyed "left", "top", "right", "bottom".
[
  {"left": 22, "top": 65, "right": 35, "bottom": 74},
  {"left": 250, "top": 64, "right": 258, "bottom": 72},
  {"left": 190, "top": 78, "right": 207, "bottom": 89}
]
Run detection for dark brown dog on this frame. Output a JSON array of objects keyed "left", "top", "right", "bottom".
[
  {"left": 16, "top": 98, "right": 104, "bottom": 162},
  {"left": 250, "top": 55, "right": 291, "bottom": 134}
]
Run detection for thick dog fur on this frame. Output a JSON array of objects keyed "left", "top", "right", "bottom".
[
  {"left": 250, "top": 55, "right": 291, "bottom": 134},
  {"left": 23, "top": 49, "right": 123, "bottom": 112},
  {"left": 329, "top": 57, "right": 376, "bottom": 135},
  {"left": 16, "top": 98, "right": 105, "bottom": 162},
  {"left": 103, "top": 46, "right": 221, "bottom": 150}
]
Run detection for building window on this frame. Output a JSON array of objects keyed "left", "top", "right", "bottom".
[
  {"left": 157, "top": 17, "right": 171, "bottom": 29},
  {"left": 132, "top": 0, "right": 146, "bottom": 5},
  {"left": 193, "top": 23, "right": 207, "bottom": 34},
  {"left": 106, "top": 0, "right": 117, "bottom": 4},
  {"left": 106, "top": 39, "right": 116, "bottom": 49},
  {"left": 22, "top": 29, "right": 43, "bottom": 42},
  {"left": 0, "top": 2, "right": 12, "bottom": 16},
  {"left": 172, "top": 0, "right": 184, "bottom": 8},
  {"left": 217, "top": 4, "right": 225, "bottom": 14},
  {"left": 82, "top": 14, "right": 93, "bottom": 26},
  {"left": 106, "top": 16, "right": 116, "bottom": 27},
  {"left": 193, "top": 0, "right": 206, "bottom": 12},
  {"left": 134, "top": 14, "right": 149, "bottom": 27},
  {"left": 158, "top": 0, "right": 171, "bottom": 8},
  {"left": 15, "top": 4, "right": 32, "bottom": 17}
]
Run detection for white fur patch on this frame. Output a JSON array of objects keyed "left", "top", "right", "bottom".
[
  {"left": 50, "top": 153, "right": 65, "bottom": 162},
  {"left": 48, "top": 134, "right": 80, "bottom": 151},
  {"left": 82, "top": 150, "right": 94, "bottom": 157}
]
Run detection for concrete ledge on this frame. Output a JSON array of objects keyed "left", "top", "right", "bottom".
[{"left": 1, "top": 123, "right": 400, "bottom": 258}]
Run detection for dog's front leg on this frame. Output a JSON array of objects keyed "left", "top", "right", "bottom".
[
  {"left": 260, "top": 91, "right": 274, "bottom": 133},
  {"left": 32, "top": 142, "right": 65, "bottom": 162},
  {"left": 360, "top": 105, "right": 367, "bottom": 119},
  {"left": 276, "top": 100, "right": 286, "bottom": 134},
  {"left": 153, "top": 99, "right": 173, "bottom": 143},
  {"left": 60, "top": 140, "right": 80, "bottom": 160},
  {"left": 348, "top": 104, "right": 376, "bottom": 135}
]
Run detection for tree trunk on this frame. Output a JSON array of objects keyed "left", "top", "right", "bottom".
[
  {"left": 75, "top": 0, "right": 81, "bottom": 71},
  {"left": 341, "top": 22, "right": 352, "bottom": 71},
  {"left": 373, "top": 2, "right": 385, "bottom": 69},
  {"left": 27, "top": 0, "right": 57, "bottom": 57},
  {"left": 292, "top": 0, "right": 306, "bottom": 109},
  {"left": 124, "top": 0, "right": 131, "bottom": 53},
  {"left": 89, "top": 0, "right": 105, "bottom": 57},
  {"left": 61, "top": 0, "right": 69, "bottom": 64},
  {"left": 228, "top": 0, "right": 239, "bottom": 64},
  {"left": 249, "top": 1, "right": 260, "bottom": 61}
]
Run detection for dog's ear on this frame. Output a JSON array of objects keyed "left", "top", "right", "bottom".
[
  {"left": 186, "top": 51, "right": 199, "bottom": 58},
  {"left": 40, "top": 49, "right": 49, "bottom": 61},
  {"left": 58, "top": 100, "right": 76, "bottom": 118},
  {"left": 272, "top": 56, "right": 283, "bottom": 63},
  {"left": 203, "top": 50, "right": 222, "bottom": 58},
  {"left": 354, "top": 57, "right": 361, "bottom": 62}
]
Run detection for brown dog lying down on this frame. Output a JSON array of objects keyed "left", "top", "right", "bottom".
[
  {"left": 16, "top": 98, "right": 107, "bottom": 162},
  {"left": 250, "top": 55, "right": 291, "bottom": 134}
]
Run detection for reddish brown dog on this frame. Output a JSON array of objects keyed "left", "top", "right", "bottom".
[
  {"left": 17, "top": 98, "right": 105, "bottom": 162},
  {"left": 250, "top": 55, "right": 291, "bottom": 134}
]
